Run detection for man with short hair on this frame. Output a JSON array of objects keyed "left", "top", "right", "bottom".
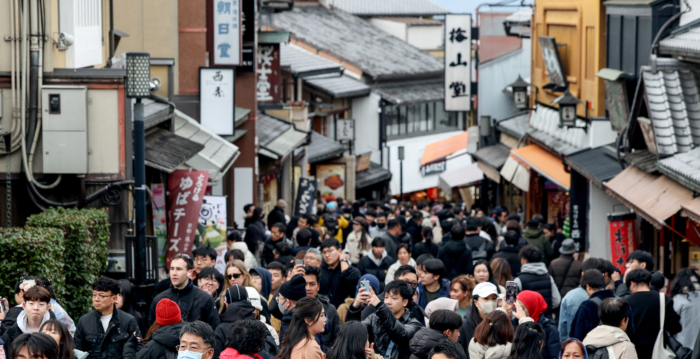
[
  {"left": 292, "top": 214, "right": 319, "bottom": 247},
  {"left": 378, "top": 219, "right": 412, "bottom": 262},
  {"left": 267, "top": 199, "right": 288, "bottom": 228},
  {"left": 179, "top": 321, "right": 215, "bottom": 359},
  {"left": 262, "top": 222, "right": 291, "bottom": 267},
  {"left": 1, "top": 286, "right": 54, "bottom": 355},
  {"left": 303, "top": 266, "right": 340, "bottom": 352},
  {"left": 410, "top": 310, "right": 463, "bottom": 359},
  {"left": 371, "top": 212, "right": 389, "bottom": 238},
  {"left": 491, "top": 207, "right": 508, "bottom": 235},
  {"left": 73, "top": 277, "right": 141, "bottom": 359},
  {"left": 437, "top": 224, "right": 473, "bottom": 280},
  {"left": 522, "top": 220, "right": 553, "bottom": 265},
  {"left": 319, "top": 239, "right": 362, "bottom": 308},
  {"left": 428, "top": 339, "right": 467, "bottom": 359},
  {"left": 514, "top": 245, "right": 560, "bottom": 316},
  {"left": 266, "top": 261, "right": 286, "bottom": 334},
  {"left": 278, "top": 275, "right": 307, "bottom": 342},
  {"left": 406, "top": 211, "right": 423, "bottom": 245},
  {"left": 349, "top": 281, "right": 423, "bottom": 359},
  {"left": 149, "top": 254, "right": 220, "bottom": 329},
  {"left": 415, "top": 254, "right": 435, "bottom": 279},
  {"left": 357, "top": 238, "right": 394, "bottom": 286},
  {"left": 463, "top": 217, "right": 494, "bottom": 264},
  {"left": 192, "top": 246, "right": 218, "bottom": 283},
  {"left": 570, "top": 269, "right": 615, "bottom": 341},
  {"left": 366, "top": 210, "right": 377, "bottom": 228},
  {"left": 625, "top": 269, "right": 681, "bottom": 359},
  {"left": 292, "top": 228, "right": 315, "bottom": 255},
  {"left": 490, "top": 230, "right": 522, "bottom": 275},
  {"left": 417, "top": 259, "right": 451, "bottom": 309},
  {"left": 582, "top": 298, "right": 638, "bottom": 359},
  {"left": 615, "top": 250, "right": 655, "bottom": 297},
  {"left": 548, "top": 238, "right": 583, "bottom": 298},
  {"left": 362, "top": 265, "right": 426, "bottom": 324},
  {"left": 273, "top": 241, "right": 294, "bottom": 266}
]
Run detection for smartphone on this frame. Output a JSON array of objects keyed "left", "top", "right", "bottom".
[
  {"left": 361, "top": 279, "right": 371, "bottom": 294},
  {"left": 295, "top": 259, "right": 304, "bottom": 266},
  {"left": 506, "top": 281, "right": 518, "bottom": 304}
]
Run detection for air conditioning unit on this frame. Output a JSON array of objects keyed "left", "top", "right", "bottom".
[
  {"left": 59, "top": 0, "right": 103, "bottom": 68},
  {"left": 41, "top": 86, "right": 88, "bottom": 174}
]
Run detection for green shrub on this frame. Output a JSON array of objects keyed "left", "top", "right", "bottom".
[
  {"left": 26, "top": 207, "right": 110, "bottom": 317},
  {"left": 0, "top": 227, "right": 66, "bottom": 303}
]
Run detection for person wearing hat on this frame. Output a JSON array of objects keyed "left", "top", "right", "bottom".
[
  {"left": 245, "top": 287, "right": 280, "bottom": 347},
  {"left": 547, "top": 238, "right": 582, "bottom": 299},
  {"left": 522, "top": 220, "right": 553, "bottom": 265},
  {"left": 214, "top": 285, "right": 255, "bottom": 358},
  {"left": 458, "top": 282, "right": 500, "bottom": 355},
  {"left": 278, "top": 275, "right": 307, "bottom": 343},
  {"left": 124, "top": 298, "right": 185, "bottom": 359},
  {"left": 511, "top": 290, "right": 560, "bottom": 359}
]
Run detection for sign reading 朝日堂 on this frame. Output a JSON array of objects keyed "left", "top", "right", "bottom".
[
  {"left": 444, "top": 14, "right": 472, "bottom": 112},
  {"left": 213, "top": 0, "right": 241, "bottom": 65}
]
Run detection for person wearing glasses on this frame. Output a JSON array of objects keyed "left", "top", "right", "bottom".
[
  {"left": 360, "top": 266, "right": 426, "bottom": 325},
  {"left": 73, "top": 277, "right": 141, "bottom": 359},
  {"left": 149, "top": 254, "right": 220, "bottom": 330},
  {"left": 319, "top": 239, "right": 361, "bottom": 308},
  {"left": 177, "top": 321, "right": 215, "bottom": 359}
]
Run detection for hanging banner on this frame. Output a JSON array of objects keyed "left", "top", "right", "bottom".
[
  {"left": 569, "top": 171, "right": 588, "bottom": 250},
  {"left": 151, "top": 184, "right": 168, "bottom": 272},
  {"left": 241, "top": 0, "right": 255, "bottom": 43},
  {"left": 294, "top": 178, "right": 318, "bottom": 216},
  {"left": 200, "top": 67, "right": 236, "bottom": 135},
  {"left": 212, "top": 0, "right": 242, "bottom": 65},
  {"left": 317, "top": 164, "right": 346, "bottom": 202},
  {"left": 444, "top": 14, "right": 472, "bottom": 111},
  {"left": 166, "top": 170, "right": 210, "bottom": 266},
  {"left": 607, "top": 213, "right": 637, "bottom": 273},
  {"left": 257, "top": 44, "right": 281, "bottom": 103},
  {"left": 196, "top": 196, "right": 228, "bottom": 274}
]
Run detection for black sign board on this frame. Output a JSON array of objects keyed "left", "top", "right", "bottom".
[
  {"left": 242, "top": 0, "right": 255, "bottom": 43},
  {"left": 239, "top": 45, "right": 255, "bottom": 73},
  {"left": 294, "top": 178, "right": 318, "bottom": 216},
  {"left": 421, "top": 159, "right": 447, "bottom": 176},
  {"left": 539, "top": 36, "right": 567, "bottom": 91},
  {"left": 569, "top": 171, "right": 588, "bottom": 250}
]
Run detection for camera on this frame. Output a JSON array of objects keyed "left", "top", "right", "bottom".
[{"left": 59, "top": 33, "right": 74, "bottom": 47}]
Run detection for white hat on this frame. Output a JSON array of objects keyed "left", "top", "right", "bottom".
[
  {"left": 245, "top": 287, "right": 263, "bottom": 311},
  {"left": 472, "top": 282, "right": 499, "bottom": 298},
  {"left": 390, "top": 199, "right": 398, "bottom": 205}
]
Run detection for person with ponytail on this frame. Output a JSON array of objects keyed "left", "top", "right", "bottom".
[
  {"left": 276, "top": 297, "right": 327, "bottom": 359},
  {"left": 507, "top": 322, "right": 544, "bottom": 359},
  {"left": 413, "top": 227, "right": 438, "bottom": 259},
  {"left": 467, "top": 310, "right": 513, "bottom": 359}
]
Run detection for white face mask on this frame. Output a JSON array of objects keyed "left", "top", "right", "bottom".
[
  {"left": 279, "top": 299, "right": 289, "bottom": 315},
  {"left": 478, "top": 300, "right": 497, "bottom": 314},
  {"left": 177, "top": 350, "right": 205, "bottom": 359}
]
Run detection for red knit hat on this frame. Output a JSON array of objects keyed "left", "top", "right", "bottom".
[{"left": 156, "top": 298, "right": 181, "bottom": 326}]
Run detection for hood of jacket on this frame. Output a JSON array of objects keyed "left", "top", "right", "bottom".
[
  {"left": 523, "top": 228, "right": 544, "bottom": 240},
  {"left": 369, "top": 250, "right": 389, "bottom": 266},
  {"left": 221, "top": 301, "right": 256, "bottom": 323},
  {"left": 151, "top": 321, "right": 187, "bottom": 348},
  {"left": 250, "top": 267, "right": 272, "bottom": 299},
  {"left": 583, "top": 325, "right": 631, "bottom": 347},
  {"left": 520, "top": 262, "right": 548, "bottom": 275},
  {"left": 469, "top": 339, "right": 513, "bottom": 359},
  {"left": 443, "top": 238, "right": 468, "bottom": 257},
  {"left": 16, "top": 310, "right": 52, "bottom": 334},
  {"left": 410, "top": 328, "right": 447, "bottom": 358}
]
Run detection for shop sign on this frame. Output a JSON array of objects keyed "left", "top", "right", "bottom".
[
  {"left": 213, "top": 0, "right": 242, "bottom": 65},
  {"left": 317, "top": 164, "right": 346, "bottom": 202},
  {"left": 151, "top": 184, "right": 167, "bottom": 270},
  {"left": 166, "top": 170, "right": 210, "bottom": 266},
  {"left": 196, "top": 196, "right": 228, "bottom": 274},
  {"left": 337, "top": 119, "right": 354, "bottom": 141},
  {"left": 239, "top": 45, "right": 255, "bottom": 73},
  {"left": 539, "top": 36, "right": 567, "bottom": 90},
  {"left": 356, "top": 152, "right": 371, "bottom": 172},
  {"left": 294, "top": 178, "right": 317, "bottom": 216},
  {"left": 257, "top": 44, "right": 281, "bottom": 103},
  {"left": 607, "top": 212, "right": 637, "bottom": 273},
  {"left": 421, "top": 159, "right": 446, "bottom": 176},
  {"left": 444, "top": 14, "right": 472, "bottom": 111},
  {"left": 569, "top": 172, "right": 588, "bottom": 248},
  {"left": 200, "top": 67, "right": 235, "bottom": 135},
  {"left": 241, "top": 0, "right": 255, "bottom": 43}
]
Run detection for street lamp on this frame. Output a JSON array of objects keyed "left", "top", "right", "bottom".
[
  {"left": 508, "top": 75, "right": 530, "bottom": 109},
  {"left": 126, "top": 52, "right": 150, "bottom": 285},
  {"left": 552, "top": 89, "right": 583, "bottom": 128},
  {"left": 398, "top": 146, "right": 404, "bottom": 202}
]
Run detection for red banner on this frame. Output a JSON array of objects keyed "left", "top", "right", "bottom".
[
  {"left": 609, "top": 216, "right": 636, "bottom": 274},
  {"left": 166, "top": 170, "right": 210, "bottom": 266}
]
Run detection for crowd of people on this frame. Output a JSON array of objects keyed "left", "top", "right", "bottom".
[{"left": 1, "top": 198, "right": 700, "bottom": 359}]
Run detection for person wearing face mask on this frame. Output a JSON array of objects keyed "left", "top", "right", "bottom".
[
  {"left": 370, "top": 213, "right": 389, "bottom": 239},
  {"left": 458, "top": 283, "right": 499, "bottom": 357},
  {"left": 510, "top": 291, "right": 560, "bottom": 359},
  {"left": 277, "top": 275, "right": 308, "bottom": 343},
  {"left": 176, "top": 321, "right": 215, "bottom": 359}
]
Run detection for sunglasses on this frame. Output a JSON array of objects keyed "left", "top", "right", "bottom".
[{"left": 227, "top": 273, "right": 242, "bottom": 280}]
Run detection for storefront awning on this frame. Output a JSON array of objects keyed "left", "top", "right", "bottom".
[
  {"left": 145, "top": 128, "right": 205, "bottom": 173},
  {"left": 438, "top": 163, "right": 483, "bottom": 193},
  {"left": 258, "top": 115, "right": 310, "bottom": 160},
  {"left": 472, "top": 144, "right": 511, "bottom": 183},
  {"left": 511, "top": 144, "right": 570, "bottom": 190},
  {"left": 682, "top": 197, "right": 700, "bottom": 225},
  {"left": 420, "top": 131, "right": 469, "bottom": 165},
  {"left": 174, "top": 110, "right": 240, "bottom": 183},
  {"left": 565, "top": 144, "right": 622, "bottom": 188},
  {"left": 496, "top": 112, "right": 529, "bottom": 141},
  {"left": 308, "top": 131, "right": 345, "bottom": 164},
  {"left": 500, "top": 156, "right": 530, "bottom": 191},
  {"left": 356, "top": 162, "right": 392, "bottom": 189},
  {"left": 603, "top": 165, "right": 693, "bottom": 229}
]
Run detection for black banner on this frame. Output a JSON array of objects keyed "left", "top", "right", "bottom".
[
  {"left": 569, "top": 171, "right": 589, "bottom": 250},
  {"left": 294, "top": 178, "right": 318, "bottom": 216},
  {"left": 242, "top": 0, "right": 255, "bottom": 43}
]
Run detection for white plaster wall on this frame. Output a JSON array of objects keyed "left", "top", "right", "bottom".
[
  {"left": 352, "top": 92, "right": 382, "bottom": 163},
  {"left": 588, "top": 183, "right": 624, "bottom": 260},
  {"left": 368, "top": 19, "right": 408, "bottom": 41},
  {"left": 588, "top": 120, "right": 619, "bottom": 148},
  {"left": 407, "top": 25, "right": 443, "bottom": 51},
  {"left": 478, "top": 39, "right": 530, "bottom": 122}
]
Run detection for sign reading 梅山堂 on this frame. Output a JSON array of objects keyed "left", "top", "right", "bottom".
[
  {"left": 444, "top": 14, "right": 472, "bottom": 112},
  {"left": 213, "top": 0, "right": 241, "bottom": 65},
  {"left": 294, "top": 178, "right": 318, "bottom": 216}
]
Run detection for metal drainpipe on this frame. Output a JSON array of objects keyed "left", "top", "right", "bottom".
[
  {"left": 380, "top": 99, "right": 386, "bottom": 167},
  {"left": 27, "top": 0, "right": 40, "bottom": 157}
]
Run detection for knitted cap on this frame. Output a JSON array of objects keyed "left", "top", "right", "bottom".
[
  {"left": 156, "top": 298, "right": 181, "bottom": 326},
  {"left": 280, "top": 274, "right": 306, "bottom": 301}
]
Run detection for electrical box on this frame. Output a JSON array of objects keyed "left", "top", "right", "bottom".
[{"left": 41, "top": 86, "right": 88, "bottom": 174}]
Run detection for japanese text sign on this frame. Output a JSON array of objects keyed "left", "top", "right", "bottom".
[
  {"left": 444, "top": 14, "right": 472, "bottom": 111},
  {"left": 608, "top": 213, "right": 636, "bottom": 274},
  {"left": 257, "top": 44, "right": 281, "bottom": 103},
  {"left": 213, "top": 0, "right": 241, "bottom": 65},
  {"left": 336, "top": 119, "right": 354, "bottom": 141},
  {"left": 166, "top": 170, "right": 210, "bottom": 266},
  {"left": 294, "top": 178, "right": 317, "bottom": 216},
  {"left": 539, "top": 36, "right": 567, "bottom": 90},
  {"left": 200, "top": 67, "right": 235, "bottom": 135}
]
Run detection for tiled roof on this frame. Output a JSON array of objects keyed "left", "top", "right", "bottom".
[
  {"left": 621, "top": 150, "right": 658, "bottom": 173},
  {"left": 496, "top": 112, "right": 529, "bottom": 139},
  {"left": 565, "top": 145, "right": 623, "bottom": 187},
  {"left": 658, "top": 147, "right": 700, "bottom": 193},
  {"left": 356, "top": 162, "right": 392, "bottom": 188},
  {"left": 280, "top": 43, "right": 342, "bottom": 77},
  {"left": 472, "top": 144, "right": 510, "bottom": 170},
  {"left": 327, "top": 0, "right": 448, "bottom": 16},
  {"left": 374, "top": 17, "right": 443, "bottom": 26},
  {"left": 373, "top": 80, "right": 443, "bottom": 105},
  {"left": 305, "top": 75, "right": 371, "bottom": 99},
  {"left": 527, "top": 105, "right": 587, "bottom": 155},
  {"left": 659, "top": 22, "right": 700, "bottom": 60},
  {"left": 308, "top": 131, "right": 345, "bottom": 164},
  {"left": 272, "top": 5, "right": 443, "bottom": 79}
]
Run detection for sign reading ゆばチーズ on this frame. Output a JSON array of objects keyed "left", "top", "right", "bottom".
[
  {"left": 444, "top": 14, "right": 472, "bottom": 112},
  {"left": 213, "top": 0, "right": 241, "bottom": 65},
  {"left": 294, "top": 178, "right": 318, "bottom": 216},
  {"left": 166, "top": 170, "right": 210, "bottom": 266}
]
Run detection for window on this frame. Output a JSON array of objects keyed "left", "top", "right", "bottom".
[{"left": 385, "top": 101, "right": 460, "bottom": 139}]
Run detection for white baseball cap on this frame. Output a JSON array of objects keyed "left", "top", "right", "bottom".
[
  {"left": 245, "top": 287, "right": 263, "bottom": 311},
  {"left": 390, "top": 199, "right": 398, "bottom": 205},
  {"left": 472, "top": 282, "right": 499, "bottom": 298}
]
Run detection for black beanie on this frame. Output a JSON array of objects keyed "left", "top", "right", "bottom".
[
  {"left": 280, "top": 274, "right": 306, "bottom": 301},
  {"left": 224, "top": 284, "right": 249, "bottom": 305}
]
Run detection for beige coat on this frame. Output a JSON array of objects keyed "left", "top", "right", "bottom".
[
  {"left": 343, "top": 231, "right": 371, "bottom": 265},
  {"left": 291, "top": 338, "right": 325, "bottom": 359},
  {"left": 582, "top": 325, "right": 638, "bottom": 359},
  {"left": 468, "top": 339, "right": 512, "bottom": 359}
]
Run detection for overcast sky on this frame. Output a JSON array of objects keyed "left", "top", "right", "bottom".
[{"left": 430, "top": 0, "right": 533, "bottom": 16}]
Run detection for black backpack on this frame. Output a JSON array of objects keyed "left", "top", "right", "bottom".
[
  {"left": 585, "top": 345, "right": 611, "bottom": 359},
  {"left": 466, "top": 239, "right": 488, "bottom": 264}
]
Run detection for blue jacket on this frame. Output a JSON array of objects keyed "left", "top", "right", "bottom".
[
  {"left": 417, "top": 278, "right": 451, "bottom": 309},
  {"left": 570, "top": 289, "right": 615, "bottom": 341},
  {"left": 513, "top": 314, "right": 560, "bottom": 359},
  {"left": 558, "top": 286, "right": 589, "bottom": 343}
]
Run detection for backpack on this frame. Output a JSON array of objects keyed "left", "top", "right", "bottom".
[
  {"left": 466, "top": 239, "right": 488, "bottom": 264},
  {"left": 586, "top": 344, "right": 615, "bottom": 359},
  {"left": 323, "top": 213, "right": 339, "bottom": 236}
]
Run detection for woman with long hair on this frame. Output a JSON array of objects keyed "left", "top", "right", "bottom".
[
  {"left": 506, "top": 322, "right": 544, "bottom": 359},
  {"left": 414, "top": 226, "right": 438, "bottom": 258},
  {"left": 472, "top": 260, "right": 505, "bottom": 294},
  {"left": 480, "top": 218, "right": 499, "bottom": 248},
  {"left": 276, "top": 297, "right": 327, "bottom": 359},
  {"left": 344, "top": 217, "right": 372, "bottom": 265},
  {"left": 458, "top": 282, "right": 500, "bottom": 355},
  {"left": 116, "top": 280, "right": 149, "bottom": 336},
  {"left": 489, "top": 259, "right": 514, "bottom": 288},
  {"left": 39, "top": 319, "right": 86, "bottom": 359},
  {"left": 467, "top": 310, "right": 513, "bottom": 359},
  {"left": 450, "top": 275, "right": 475, "bottom": 318},
  {"left": 670, "top": 268, "right": 700, "bottom": 348},
  {"left": 328, "top": 322, "right": 378, "bottom": 359},
  {"left": 219, "top": 260, "right": 253, "bottom": 314}
]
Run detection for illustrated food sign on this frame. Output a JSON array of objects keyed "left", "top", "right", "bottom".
[
  {"left": 317, "top": 164, "right": 346, "bottom": 202},
  {"left": 196, "top": 196, "right": 228, "bottom": 274},
  {"left": 444, "top": 14, "right": 472, "bottom": 111},
  {"left": 539, "top": 36, "right": 567, "bottom": 90}
]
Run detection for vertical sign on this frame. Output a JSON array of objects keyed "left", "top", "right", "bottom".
[
  {"left": 197, "top": 196, "right": 228, "bottom": 274},
  {"left": 444, "top": 14, "right": 472, "bottom": 111},
  {"left": 151, "top": 184, "right": 168, "bottom": 273},
  {"left": 569, "top": 171, "right": 588, "bottom": 249},
  {"left": 539, "top": 36, "right": 567, "bottom": 90},
  {"left": 257, "top": 44, "right": 281, "bottom": 103},
  {"left": 241, "top": 0, "right": 255, "bottom": 43},
  {"left": 200, "top": 68, "right": 235, "bottom": 135},
  {"left": 213, "top": 0, "right": 242, "bottom": 65},
  {"left": 166, "top": 170, "right": 210, "bottom": 266},
  {"left": 607, "top": 212, "right": 637, "bottom": 273},
  {"left": 294, "top": 178, "right": 318, "bottom": 216},
  {"left": 336, "top": 119, "right": 354, "bottom": 140},
  {"left": 603, "top": 79, "right": 629, "bottom": 132}
]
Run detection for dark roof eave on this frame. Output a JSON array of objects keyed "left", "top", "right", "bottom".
[
  {"left": 657, "top": 162, "right": 700, "bottom": 194},
  {"left": 309, "top": 148, "right": 346, "bottom": 164},
  {"left": 564, "top": 157, "right": 605, "bottom": 188},
  {"left": 373, "top": 71, "right": 444, "bottom": 82},
  {"left": 304, "top": 83, "right": 371, "bottom": 99}
]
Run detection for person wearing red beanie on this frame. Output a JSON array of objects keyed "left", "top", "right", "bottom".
[
  {"left": 124, "top": 298, "right": 186, "bottom": 359},
  {"left": 156, "top": 299, "right": 182, "bottom": 326}
]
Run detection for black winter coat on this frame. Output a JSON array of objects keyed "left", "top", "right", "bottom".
[
  {"left": 74, "top": 308, "right": 141, "bottom": 359},
  {"left": 437, "top": 239, "right": 473, "bottom": 280},
  {"left": 570, "top": 289, "right": 615, "bottom": 341},
  {"left": 1, "top": 310, "right": 56, "bottom": 355},
  {"left": 490, "top": 246, "right": 521, "bottom": 276},
  {"left": 357, "top": 253, "right": 394, "bottom": 285},
  {"left": 458, "top": 311, "right": 481, "bottom": 359},
  {"left": 0, "top": 306, "right": 23, "bottom": 335},
  {"left": 318, "top": 295, "right": 340, "bottom": 352},
  {"left": 409, "top": 328, "right": 447, "bottom": 359},
  {"left": 405, "top": 220, "right": 421, "bottom": 245},
  {"left": 361, "top": 293, "right": 426, "bottom": 325},
  {"left": 464, "top": 234, "right": 494, "bottom": 263},
  {"left": 347, "top": 302, "right": 423, "bottom": 359},
  {"left": 267, "top": 206, "right": 286, "bottom": 229},
  {"left": 319, "top": 261, "right": 361, "bottom": 308},
  {"left": 412, "top": 241, "right": 438, "bottom": 259},
  {"left": 214, "top": 301, "right": 277, "bottom": 359},
  {"left": 512, "top": 315, "right": 560, "bottom": 359},
  {"left": 148, "top": 280, "right": 220, "bottom": 329},
  {"left": 124, "top": 322, "right": 185, "bottom": 359}
]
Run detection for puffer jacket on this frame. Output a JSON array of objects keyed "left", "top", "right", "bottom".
[
  {"left": 348, "top": 301, "right": 423, "bottom": 359},
  {"left": 409, "top": 328, "right": 447, "bottom": 359},
  {"left": 522, "top": 228, "right": 553, "bottom": 264},
  {"left": 468, "top": 339, "right": 512, "bottom": 359},
  {"left": 123, "top": 322, "right": 185, "bottom": 359},
  {"left": 582, "top": 325, "right": 638, "bottom": 359},
  {"left": 438, "top": 238, "right": 473, "bottom": 280},
  {"left": 343, "top": 231, "right": 372, "bottom": 265},
  {"left": 73, "top": 307, "right": 141, "bottom": 359},
  {"left": 548, "top": 254, "right": 582, "bottom": 298},
  {"left": 514, "top": 262, "right": 561, "bottom": 314}
]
